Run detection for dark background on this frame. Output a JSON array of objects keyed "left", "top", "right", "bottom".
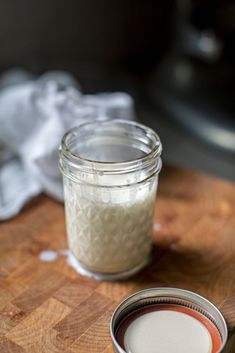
[
  {"left": 0, "top": 0, "right": 171, "bottom": 77},
  {"left": 1, "top": 0, "right": 235, "bottom": 180}
]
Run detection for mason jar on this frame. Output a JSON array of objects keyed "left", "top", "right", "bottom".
[{"left": 59, "top": 119, "right": 162, "bottom": 280}]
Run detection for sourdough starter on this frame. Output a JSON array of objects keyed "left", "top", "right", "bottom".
[{"left": 64, "top": 176, "right": 157, "bottom": 274}]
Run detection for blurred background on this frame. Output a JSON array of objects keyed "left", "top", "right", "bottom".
[{"left": 1, "top": 0, "right": 235, "bottom": 180}]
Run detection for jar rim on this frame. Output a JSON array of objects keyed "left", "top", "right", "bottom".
[{"left": 60, "top": 119, "right": 162, "bottom": 173}]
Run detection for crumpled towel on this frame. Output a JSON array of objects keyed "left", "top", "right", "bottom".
[{"left": 0, "top": 70, "right": 135, "bottom": 220}]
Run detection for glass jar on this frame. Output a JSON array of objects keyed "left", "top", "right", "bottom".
[{"left": 59, "top": 119, "right": 162, "bottom": 280}]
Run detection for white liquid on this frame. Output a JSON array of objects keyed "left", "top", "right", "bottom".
[
  {"left": 39, "top": 250, "right": 59, "bottom": 262},
  {"left": 64, "top": 177, "right": 157, "bottom": 274},
  {"left": 124, "top": 310, "right": 212, "bottom": 353}
]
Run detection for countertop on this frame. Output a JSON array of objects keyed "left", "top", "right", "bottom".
[{"left": 0, "top": 165, "right": 235, "bottom": 353}]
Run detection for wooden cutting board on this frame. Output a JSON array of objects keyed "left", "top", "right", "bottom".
[{"left": 0, "top": 165, "right": 235, "bottom": 353}]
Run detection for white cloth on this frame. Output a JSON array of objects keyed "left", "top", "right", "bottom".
[{"left": 0, "top": 70, "right": 135, "bottom": 220}]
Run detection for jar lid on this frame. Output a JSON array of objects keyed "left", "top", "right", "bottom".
[{"left": 110, "top": 288, "right": 228, "bottom": 353}]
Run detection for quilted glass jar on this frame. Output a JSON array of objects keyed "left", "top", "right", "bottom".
[{"left": 59, "top": 119, "right": 162, "bottom": 280}]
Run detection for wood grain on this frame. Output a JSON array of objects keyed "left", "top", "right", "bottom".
[
  {"left": 7, "top": 298, "right": 71, "bottom": 350},
  {"left": 0, "top": 165, "right": 235, "bottom": 352}
]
